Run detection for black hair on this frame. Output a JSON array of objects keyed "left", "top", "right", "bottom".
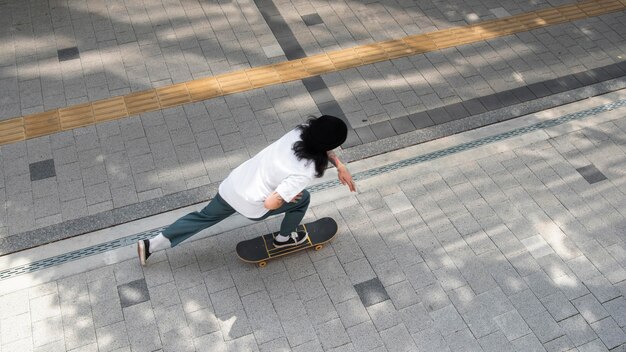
[{"left": 292, "top": 119, "right": 329, "bottom": 178}]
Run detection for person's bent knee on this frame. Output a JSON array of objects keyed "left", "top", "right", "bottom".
[{"left": 299, "top": 190, "right": 311, "bottom": 206}]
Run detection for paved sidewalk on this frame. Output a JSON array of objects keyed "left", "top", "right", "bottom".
[
  {"left": 1, "top": 0, "right": 625, "bottom": 254},
  {"left": 1, "top": 92, "right": 625, "bottom": 351}
]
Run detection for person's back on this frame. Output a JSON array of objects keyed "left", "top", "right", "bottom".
[{"left": 219, "top": 129, "right": 316, "bottom": 219}]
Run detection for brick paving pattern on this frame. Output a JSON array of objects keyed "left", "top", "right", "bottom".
[{"left": 1, "top": 111, "right": 625, "bottom": 351}]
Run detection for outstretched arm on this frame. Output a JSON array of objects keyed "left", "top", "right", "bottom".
[{"left": 327, "top": 151, "right": 356, "bottom": 192}]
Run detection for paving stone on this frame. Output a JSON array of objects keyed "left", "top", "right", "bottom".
[
  {"left": 478, "top": 331, "right": 516, "bottom": 352},
  {"left": 510, "top": 289, "right": 547, "bottom": 319},
  {"left": 494, "top": 310, "right": 532, "bottom": 341},
  {"left": 541, "top": 292, "right": 578, "bottom": 322},
  {"left": 148, "top": 282, "right": 181, "bottom": 309},
  {"left": 380, "top": 323, "right": 417, "bottom": 352},
  {"left": 335, "top": 297, "right": 369, "bottom": 328},
  {"left": 572, "top": 294, "right": 610, "bottom": 324},
  {"left": 525, "top": 310, "right": 564, "bottom": 343},
  {"left": 399, "top": 303, "right": 434, "bottom": 334},
  {"left": 576, "top": 338, "right": 610, "bottom": 352},
  {"left": 552, "top": 274, "right": 590, "bottom": 300},
  {"left": 305, "top": 295, "right": 339, "bottom": 327},
  {"left": 590, "top": 317, "right": 626, "bottom": 349},
  {"left": 32, "top": 315, "right": 63, "bottom": 347},
  {"left": 524, "top": 271, "right": 560, "bottom": 299},
  {"left": 510, "top": 333, "right": 546, "bottom": 352},
  {"left": 347, "top": 321, "right": 384, "bottom": 351},
  {"left": 294, "top": 274, "right": 327, "bottom": 302},
  {"left": 315, "top": 318, "right": 350, "bottom": 350},
  {"left": 602, "top": 297, "right": 626, "bottom": 328},
  {"left": 444, "top": 328, "right": 482, "bottom": 352},
  {"left": 242, "top": 291, "right": 284, "bottom": 345},
  {"left": 354, "top": 277, "right": 389, "bottom": 307},
  {"left": 367, "top": 300, "right": 401, "bottom": 331},
  {"left": 96, "top": 321, "right": 130, "bottom": 352},
  {"left": 386, "top": 280, "right": 420, "bottom": 310},
  {"left": 1, "top": 312, "right": 32, "bottom": 345},
  {"left": 210, "top": 287, "right": 244, "bottom": 318},
  {"left": 117, "top": 279, "right": 149, "bottom": 308},
  {"left": 559, "top": 314, "right": 598, "bottom": 347},
  {"left": 543, "top": 335, "right": 575, "bottom": 352},
  {"left": 29, "top": 294, "right": 60, "bottom": 322},
  {"left": 411, "top": 327, "right": 451, "bottom": 352},
  {"left": 430, "top": 304, "right": 467, "bottom": 336},
  {"left": 218, "top": 308, "right": 252, "bottom": 341},
  {"left": 583, "top": 276, "right": 621, "bottom": 303},
  {"left": 280, "top": 312, "right": 317, "bottom": 347}
]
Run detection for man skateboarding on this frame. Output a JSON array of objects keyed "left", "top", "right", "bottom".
[{"left": 137, "top": 115, "right": 356, "bottom": 266}]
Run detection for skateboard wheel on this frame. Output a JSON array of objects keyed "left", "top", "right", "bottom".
[
  {"left": 258, "top": 261, "right": 267, "bottom": 268},
  {"left": 314, "top": 244, "right": 323, "bottom": 251}
]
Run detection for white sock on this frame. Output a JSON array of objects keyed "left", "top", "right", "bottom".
[
  {"left": 275, "top": 234, "right": 290, "bottom": 242},
  {"left": 149, "top": 233, "right": 171, "bottom": 252}
]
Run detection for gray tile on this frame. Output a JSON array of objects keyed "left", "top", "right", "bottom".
[
  {"left": 58, "top": 47, "right": 79, "bottom": 62},
  {"left": 590, "top": 317, "right": 626, "bottom": 349},
  {"left": 29, "top": 159, "right": 56, "bottom": 181},
  {"left": 572, "top": 294, "right": 610, "bottom": 324},
  {"left": 576, "top": 164, "right": 607, "bottom": 184},
  {"left": 370, "top": 121, "right": 396, "bottom": 139},
  {"left": 302, "top": 14, "right": 324, "bottom": 26},
  {"left": 117, "top": 279, "right": 150, "bottom": 308},
  {"left": 354, "top": 277, "right": 390, "bottom": 307},
  {"left": 494, "top": 310, "right": 531, "bottom": 341},
  {"left": 559, "top": 314, "right": 597, "bottom": 347}
]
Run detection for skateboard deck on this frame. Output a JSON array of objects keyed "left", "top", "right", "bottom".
[{"left": 236, "top": 217, "right": 338, "bottom": 267}]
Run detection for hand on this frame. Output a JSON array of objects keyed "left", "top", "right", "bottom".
[
  {"left": 264, "top": 192, "right": 285, "bottom": 210},
  {"left": 337, "top": 165, "right": 356, "bottom": 192},
  {"left": 290, "top": 192, "right": 303, "bottom": 203}
]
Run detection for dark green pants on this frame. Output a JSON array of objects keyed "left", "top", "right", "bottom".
[{"left": 162, "top": 191, "right": 311, "bottom": 247}]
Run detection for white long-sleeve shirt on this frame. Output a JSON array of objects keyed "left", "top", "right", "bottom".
[{"left": 218, "top": 129, "right": 316, "bottom": 218}]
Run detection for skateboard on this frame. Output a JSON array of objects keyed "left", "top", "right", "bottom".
[{"left": 236, "top": 217, "right": 338, "bottom": 267}]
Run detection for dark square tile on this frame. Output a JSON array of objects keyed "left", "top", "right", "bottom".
[
  {"left": 427, "top": 106, "right": 453, "bottom": 124},
  {"left": 302, "top": 13, "right": 324, "bottom": 26},
  {"left": 58, "top": 47, "right": 80, "bottom": 62},
  {"left": 444, "top": 102, "right": 470, "bottom": 120},
  {"left": 557, "top": 76, "right": 582, "bottom": 90},
  {"left": 267, "top": 15, "right": 293, "bottom": 39},
  {"left": 390, "top": 116, "right": 416, "bottom": 134},
  {"left": 29, "top": 159, "right": 56, "bottom": 181},
  {"left": 576, "top": 164, "right": 608, "bottom": 184},
  {"left": 588, "top": 67, "right": 612, "bottom": 82},
  {"left": 462, "top": 99, "right": 487, "bottom": 115},
  {"left": 118, "top": 279, "right": 150, "bottom": 308},
  {"left": 495, "top": 91, "right": 521, "bottom": 107},
  {"left": 408, "top": 111, "right": 434, "bottom": 129},
  {"left": 302, "top": 76, "right": 327, "bottom": 92},
  {"left": 342, "top": 129, "right": 362, "bottom": 148},
  {"left": 355, "top": 278, "right": 389, "bottom": 307},
  {"left": 318, "top": 101, "right": 345, "bottom": 120},
  {"left": 510, "top": 86, "right": 536, "bottom": 102},
  {"left": 479, "top": 94, "right": 504, "bottom": 111},
  {"left": 603, "top": 63, "right": 625, "bottom": 78},
  {"left": 527, "top": 82, "right": 552, "bottom": 98},
  {"left": 544, "top": 79, "right": 568, "bottom": 94},
  {"left": 354, "top": 126, "right": 377, "bottom": 144},
  {"left": 280, "top": 37, "right": 306, "bottom": 60},
  {"left": 370, "top": 121, "right": 396, "bottom": 139},
  {"left": 616, "top": 61, "right": 626, "bottom": 74},
  {"left": 573, "top": 71, "right": 599, "bottom": 86}
]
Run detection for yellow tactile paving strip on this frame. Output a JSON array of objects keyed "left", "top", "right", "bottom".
[{"left": 1, "top": 0, "right": 625, "bottom": 146}]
